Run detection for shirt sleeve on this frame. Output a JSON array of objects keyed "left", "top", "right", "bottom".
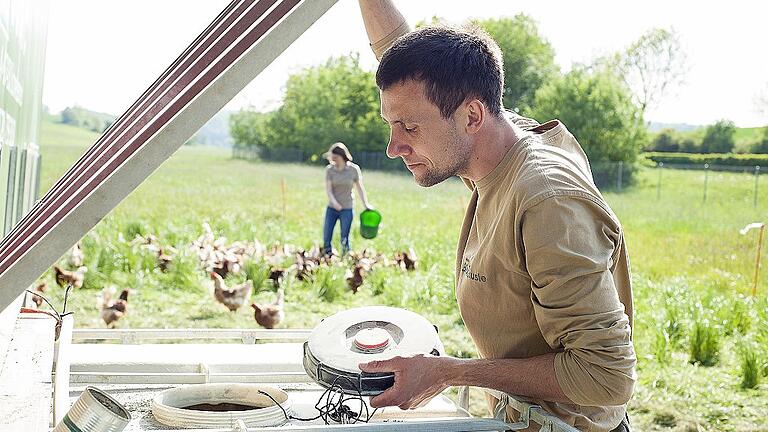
[
  {"left": 521, "top": 195, "right": 636, "bottom": 407},
  {"left": 325, "top": 166, "right": 331, "bottom": 182}
]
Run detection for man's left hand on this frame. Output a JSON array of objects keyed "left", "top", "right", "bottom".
[{"left": 359, "top": 355, "right": 459, "bottom": 409}]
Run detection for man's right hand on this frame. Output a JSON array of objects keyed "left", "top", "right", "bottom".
[{"left": 332, "top": 202, "right": 343, "bottom": 211}]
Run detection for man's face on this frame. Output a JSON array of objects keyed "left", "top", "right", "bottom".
[{"left": 380, "top": 80, "right": 471, "bottom": 187}]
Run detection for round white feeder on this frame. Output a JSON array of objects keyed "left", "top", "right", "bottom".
[{"left": 151, "top": 383, "right": 291, "bottom": 428}]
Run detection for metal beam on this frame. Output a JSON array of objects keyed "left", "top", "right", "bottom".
[{"left": 0, "top": 0, "right": 339, "bottom": 312}]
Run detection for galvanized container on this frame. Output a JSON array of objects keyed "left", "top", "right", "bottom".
[{"left": 53, "top": 386, "right": 131, "bottom": 432}]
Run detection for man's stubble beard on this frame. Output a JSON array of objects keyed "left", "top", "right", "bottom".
[{"left": 414, "top": 125, "right": 472, "bottom": 187}]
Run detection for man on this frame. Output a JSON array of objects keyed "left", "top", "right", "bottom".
[{"left": 355, "top": 1, "right": 636, "bottom": 431}]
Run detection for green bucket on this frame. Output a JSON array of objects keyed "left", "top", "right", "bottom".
[{"left": 359, "top": 208, "right": 382, "bottom": 239}]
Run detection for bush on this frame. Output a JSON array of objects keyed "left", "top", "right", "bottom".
[
  {"left": 702, "top": 120, "right": 736, "bottom": 153},
  {"left": 648, "top": 129, "right": 680, "bottom": 152},
  {"left": 751, "top": 128, "right": 768, "bottom": 154},
  {"left": 644, "top": 152, "right": 768, "bottom": 168}
]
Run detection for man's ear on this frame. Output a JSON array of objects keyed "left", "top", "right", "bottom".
[{"left": 464, "top": 99, "right": 485, "bottom": 134}]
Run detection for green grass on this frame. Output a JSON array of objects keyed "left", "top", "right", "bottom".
[{"left": 35, "top": 120, "right": 768, "bottom": 430}]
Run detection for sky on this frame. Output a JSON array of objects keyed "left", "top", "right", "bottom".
[{"left": 42, "top": 0, "right": 768, "bottom": 127}]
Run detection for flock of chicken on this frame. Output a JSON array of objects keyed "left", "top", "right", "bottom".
[{"left": 30, "top": 223, "right": 418, "bottom": 329}]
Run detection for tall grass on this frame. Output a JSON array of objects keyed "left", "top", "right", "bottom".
[
  {"left": 739, "top": 344, "right": 760, "bottom": 389},
  {"left": 689, "top": 319, "right": 720, "bottom": 367}
]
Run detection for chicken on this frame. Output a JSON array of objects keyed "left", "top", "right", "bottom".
[
  {"left": 346, "top": 264, "right": 366, "bottom": 294},
  {"left": 31, "top": 281, "right": 47, "bottom": 308},
  {"left": 157, "top": 247, "right": 174, "bottom": 272},
  {"left": 211, "top": 272, "right": 253, "bottom": 312},
  {"left": 130, "top": 233, "right": 158, "bottom": 249},
  {"left": 394, "top": 247, "right": 418, "bottom": 271},
  {"left": 68, "top": 243, "right": 84, "bottom": 268},
  {"left": 268, "top": 267, "right": 286, "bottom": 288},
  {"left": 100, "top": 287, "right": 129, "bottom": 327},
  {"left": 212, "top": 251, "right": 242, "bottom": 279},
  {"left": 293, "top": 250, "right": 319, "bottom": 281},
  {"left": 54, "top": 265, "right": 86, "bottom": 289},
  {"left": 251, "top": 288, "right": 285, "bottom": 329}
]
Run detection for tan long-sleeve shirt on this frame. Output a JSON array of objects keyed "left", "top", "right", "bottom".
[{"left": 455, "top": 118, "right": 636, "bottom": 431}]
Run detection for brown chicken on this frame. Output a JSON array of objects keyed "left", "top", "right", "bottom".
[
  {"left": 101, "top": 288, "right": 129, "bottom": 327},
  {"left": 251, "top": 288, "right": 285, "bottom": 329},
  {"left": 268, "top": 267, "right": 286, "bottom": 288},
  {"left": 157, "top": 247, "right": 173, "bottom": 272},
  {"left": 346, "top": 264, "right": 366, "bottom": 294},
  {"left": 54, "top": 265, "right": 86, "bottom": 289},
  {"left": 31, "top": 281, "right": 47, "bottom": 307},
  {"left": 394, "top": 247, "right": 418, "bottom": 271},
  {"left": 293, "top": 250, "right": 319, "bottom": 281},
  {"left": 211, "top": 272, "right": 253, "bottom": 312}
]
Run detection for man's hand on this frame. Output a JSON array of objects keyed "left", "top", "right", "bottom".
[
  {"left": 359, "top": 355, "right": 459, "bottom": 409},
  {"left": 332, "top": 202, "right": 343, "bottom": 211}
]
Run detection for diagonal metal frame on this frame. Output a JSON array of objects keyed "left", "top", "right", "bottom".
[{"left": 0, "top": 0, "right": 338, "bottom": 311}]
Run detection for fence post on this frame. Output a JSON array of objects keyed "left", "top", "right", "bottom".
[
  {"left": 755, "top": 166, "right": 761, "bottom": 208},
  {"left": 703, "top": 163, "right": 709, "bottom": 203},
  {"left": 656, "top": 162, "right": 663, "bottom": 200},
  {"left": 616, "top": 161, "right": 623, "bottom": 191}
]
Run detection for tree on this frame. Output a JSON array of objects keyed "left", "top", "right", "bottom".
[
  {"left": 701, "top": 120, "right": 736, "bottom": 153},
  {"left": 474, "top": 15, "right": 558, "bottom": 115},
  {"left": 229, "top": 110, "right": 273, "bottom": 148},
  {"left": 649, "top": 129, "right": 680, "bottom": 152},
  {"left": 529, "top": 67, "right": 646, "bottom": 164},
  {"left": 604, "top": 28, "right": 687, "bottom": 118},
  {"left": 229, "top": 55, "right": 388, "bottom": 159},
  {"left": 60, "top": 106, "right": 84, "bottom": 126},
  {"left": 680, "top": 138, "right": 700, "bottom": 153}
]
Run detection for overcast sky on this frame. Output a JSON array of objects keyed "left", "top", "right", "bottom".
[{"left": 43, "top": 0, "right": 768, "bottom": 127}]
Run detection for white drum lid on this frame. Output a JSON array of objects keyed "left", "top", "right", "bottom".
[{"left": 307, "top": 306, "right": 441, "bottom": 373}]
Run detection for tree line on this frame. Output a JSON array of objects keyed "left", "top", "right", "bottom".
[
  {"left": 230, "top": 16, "right": 691, "bottom": 182},
  {"left": 648, "top": 121, "right": 768, "bottom": 154}
]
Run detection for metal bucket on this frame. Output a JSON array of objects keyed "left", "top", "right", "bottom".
[{"left": 53, "top": 386, "right": 131, "bottom": 432}]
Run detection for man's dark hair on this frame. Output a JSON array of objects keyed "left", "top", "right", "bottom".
[{"left": 376, "top": 25, "right": 504, "bottom": 119}]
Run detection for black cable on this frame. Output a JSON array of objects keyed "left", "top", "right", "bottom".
[{"left": 259, "top": 375, "right": 380, "bottom": 425}]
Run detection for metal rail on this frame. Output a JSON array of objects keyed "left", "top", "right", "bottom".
[{"left": 71, "top": 328, "right": 312, "bottom": 344}]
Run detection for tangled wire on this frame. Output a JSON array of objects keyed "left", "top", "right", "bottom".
[{"left": 258, "top": 375, "right": 379, "bottom": 425}]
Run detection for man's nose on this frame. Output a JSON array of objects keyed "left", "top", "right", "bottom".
[{"left": 386, "top": 134, "right": 411, "bottom": 159}]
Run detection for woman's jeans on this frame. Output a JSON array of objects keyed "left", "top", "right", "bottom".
[{"left": 323, "top": 207, "right": 353, "bottom": 256}]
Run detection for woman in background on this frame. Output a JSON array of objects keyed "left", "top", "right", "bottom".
[{"left": 323, "top": 142, "right": 371, "bottom": 256}]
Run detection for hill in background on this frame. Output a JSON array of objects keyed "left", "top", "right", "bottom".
[{"left": 43, "top": 105, "right": 233, "bottom": 148}]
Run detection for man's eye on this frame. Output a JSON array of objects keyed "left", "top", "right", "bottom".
[{"left": 403, "top": 125, "right": 417, "bottom": 133}]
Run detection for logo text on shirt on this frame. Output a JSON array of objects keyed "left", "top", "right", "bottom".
[{"left": 461, "top": 257, "right": 487, "bottom": 283}]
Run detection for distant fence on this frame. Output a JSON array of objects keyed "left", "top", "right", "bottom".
[
  {"left": 232, "top": 147, "right": 764, "bottom": 205},
  {"left": 652, "top": 162, "right": 762, "bottom": 206}
]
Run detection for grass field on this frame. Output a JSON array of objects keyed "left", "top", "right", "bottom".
[{"left": 37, "top": 121, "right": 768, "bottom": 431}]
